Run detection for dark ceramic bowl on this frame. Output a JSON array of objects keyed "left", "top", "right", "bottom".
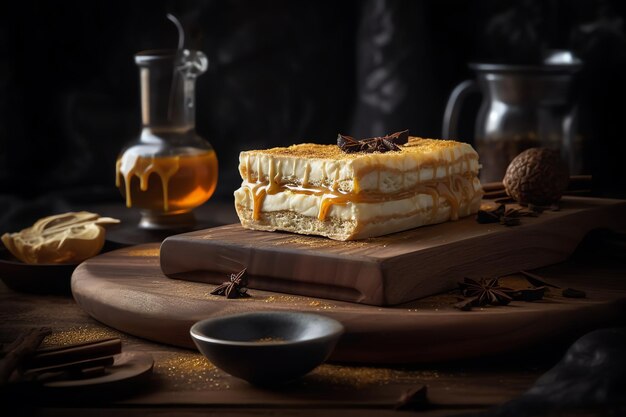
[
  {"left": 190, "top": 311, "right": 344, "bottom": 385},
  {"left": 0, "top": 244, "right": 76, "bottom": 295},
  {"left": 0, "top": 240, "right": 126, "bottom": 295}
]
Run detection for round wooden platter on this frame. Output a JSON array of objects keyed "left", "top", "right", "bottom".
[{"left": 72, "top": 244, "right": 626, "bottom": 364}]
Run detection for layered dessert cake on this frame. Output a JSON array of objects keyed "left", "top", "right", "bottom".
[{"left": 234, "top": 132, "right": 483, "bottom": 240}]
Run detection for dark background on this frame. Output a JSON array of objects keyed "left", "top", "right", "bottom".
[{"left": 1, "top": 0, "right": 626, "bottom": 230}]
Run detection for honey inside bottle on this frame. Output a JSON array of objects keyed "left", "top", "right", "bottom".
[{"left": 116, "top": 150, "right": 218, "bottom": 214}]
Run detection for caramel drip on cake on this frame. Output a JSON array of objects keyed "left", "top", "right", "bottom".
[
  {"left": 250, "top": 182, "right": 267, "bottom": 220},
  {"left": 242, "top": 173, "right": 475, "bottom": 222},
  {"left": 245, "top": 154, "right": 252, "bottom": 183},
  {"left": 267, "top": 159, "right": 282, "bottom": 194},
  {"left": 319, "top": 193, "right": 350, "bottom": 221},
  {"left": 302, "top": 163, "right": 311, "bottom": 187},
  {"left": 418, "top": 186, "right": 441, "bottom": 219}
]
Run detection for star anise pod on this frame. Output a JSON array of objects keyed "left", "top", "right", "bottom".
[
  {"left": 458, "top": 277, "right": 514, "bottom": 306},
  {"left": 476, "top": 204, "right": 506, "bottom": 224},
  {"left": 336, "top": 134, "right": 364, "bottom": 153},
  {"left": 337, "top": 130, "right": 409, "bottom": 154},
  {"left": 385, "top": 129, "right": 409, "bottom": 145},
  {"left": 210, "top": 268, "right": 250, "bottom": 299},
  {"left": 476, "top": 204, "right": 539, "bottom": 227}
]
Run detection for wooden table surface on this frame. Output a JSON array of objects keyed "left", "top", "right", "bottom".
[
  {"left": 2, "top": 200, "right": 625, "bottom": 416},
  {"left": 3, "top": 256, "right": 626, "bottom": 416}
]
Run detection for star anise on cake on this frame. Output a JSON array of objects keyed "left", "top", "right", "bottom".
[
  {"left": 210, "top": 268, "right": 250, "bottom": 299},
  {"left": 337, "top": 129, "right": 409, "bottom": 154},
  {"left": 458, "top": 277, "right": 514, "bottom": 306}
]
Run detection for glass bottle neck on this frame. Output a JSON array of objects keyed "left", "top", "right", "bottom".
[{"left": 139, "top": 63, "right": 196, "bottom": 131}]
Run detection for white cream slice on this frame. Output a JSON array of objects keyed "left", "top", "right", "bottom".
[{"left": 234, "top": 137, "right": 483, "bottom": 240}]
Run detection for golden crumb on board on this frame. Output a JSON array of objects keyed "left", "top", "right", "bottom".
[
  {"left": 154, "top": 351, "right": 231, "bottom": 390},
  {"left": 305, "top": 364, "right": 441, "bottom": 389},
  {"left": 125, "top": 248, "right": 160, "bottom": 257},
  {"left": 41, "top": 326, "right": 124, "bottom": 347}
]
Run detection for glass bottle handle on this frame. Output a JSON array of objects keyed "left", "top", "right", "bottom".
[
  {"left": 442, "top": 80, "right": 479, "bottom": 140},
  {"left": 176, "top": 50, "right": 208, "bottom": 78}
]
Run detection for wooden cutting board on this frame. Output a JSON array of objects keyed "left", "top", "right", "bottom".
[
  {"left": 160, "top": 197, "right": 626, "bottom": 305},
  {"left": 71, "top": 244, "right": 626, "bottom": 364}
]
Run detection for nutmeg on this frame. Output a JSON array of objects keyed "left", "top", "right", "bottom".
[{"left": 502, "top": 148, "right": 569, "bottom": 206}]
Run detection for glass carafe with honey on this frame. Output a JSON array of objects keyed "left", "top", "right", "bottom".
[{"left": 116, "top": 49, "right": 217, "bottom": 229}]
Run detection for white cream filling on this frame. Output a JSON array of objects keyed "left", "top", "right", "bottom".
[
  {"left": 234, "top": 177, "right": 482, "bottom": 223},
  {"left": 356, "top": 158, "right": 480, "bottom": 193}
]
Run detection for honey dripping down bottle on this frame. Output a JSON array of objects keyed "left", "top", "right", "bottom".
[{"left": 116, "top": 34, "right": 217, "bottom": 229}]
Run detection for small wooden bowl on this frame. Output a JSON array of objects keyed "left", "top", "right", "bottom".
[{"left": 190, "top": 311, "right": 344, "bottom": 385}]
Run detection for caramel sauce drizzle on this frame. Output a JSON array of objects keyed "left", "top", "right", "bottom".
[
  {"left": 243, "top": 177, "right": 476, "bottom": 222},
  {"left": 302, "top": 163, "right": 311, "bottom": 187},
  {"left": 243, "top": 178, "right": 474, "bottom": 222}
]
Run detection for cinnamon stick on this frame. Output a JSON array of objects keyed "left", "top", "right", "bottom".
[
  {"left": 0, "top": 328, "right": 51, "bottom": 383},
  {"left": 482, "top": 175, "right": 592, "bottom": 200},
  {"left": 25, "top": 337, "right": 121, "bottom": 369},
  {"left": 24, "top": 355, "right": 115, "bottom": 376}
]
